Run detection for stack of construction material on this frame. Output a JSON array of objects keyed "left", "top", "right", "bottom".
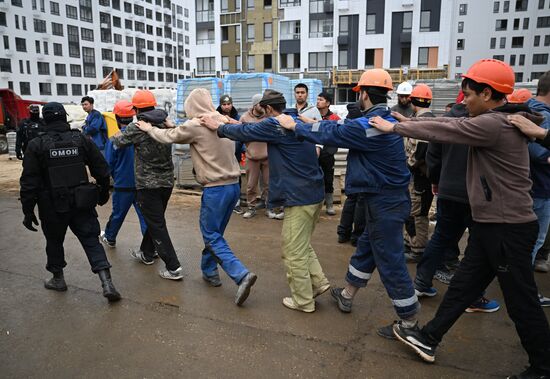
[
  {"left": 224, "top": 73, "right": 291, "bottom": 111},
  {"left": 289, "top": 79, "right": 323, "bottom": 106},
  {"left": 176, "top": 78, "right": 224, "bottom": 121}
]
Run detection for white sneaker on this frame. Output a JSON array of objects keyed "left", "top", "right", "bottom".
[
  {"left": 243, "top": 208, "right": 256, "bottom": 219},
  {"left": 159, "top": 267, "right": 184, "bottom": 280},
  {"left": 100, "top": 231, "right": 116, "bottom": 247},
  {"left": 275, "top": 211, "right": 285, "bottom": 220},
  {"left": 266, "top": 209, "right": 277, "bottom": 219}
]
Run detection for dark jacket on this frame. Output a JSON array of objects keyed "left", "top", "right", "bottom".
[
  {"left": 15, "top": 116, "right": 43, "bottom": 155},
  {"left": 104, "top": 124, "right": 137, "bottom": 190},
  {"left": 216, "top": 105, "right": 240, "bottom": 121},
  {"left": 20, "top": 120, "right": 109, "bottom": 215},
  {"left": 111, "top": 109, "right": 174, "bottom": 190},
  {"left": 526, "top": 98, "right": 550, "bottom": 198},
  {"left": 294, "top": 104, "right": 410, "bottom": 195},
  {"left": 217, "top": 117, "right": 324, "bottom": 208},
  {"left": 391, "top": 103, "right": 415, "bottom": 118},
  {"left": 426, "top": 103, "right": 470, "bottom": 204},
  {"left": 82, "top": 109, "right": 108, "bottom": 150}
]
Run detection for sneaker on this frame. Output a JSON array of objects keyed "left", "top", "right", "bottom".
[
  {"left": 465, "top": 297, "right": 500, "bottom": 313},
  {"left": 254, "top": 199, "right": 266, "bottom": 210},
  {"left": 433, "top": 269, "right": 454, "bottom": 285},
  {"left": 330, "top": 287, "right": 352, "bottom": 313},
  {"left": 233, "top": 205, "right": 244, "bottom": 215},
  {"left": 312, "top": 283, "right": 331, "bottom": 298},
  {"left": 393, "top": 322, "right": 436, "bottom": 363},
  {"left": 350, "top": 238, "right": 358, "bottom": 247},
  {"left": 415, "top": 287, "right": 437, "bottom": 298},
  {"left": 266, "top": 209, "right": 277, "bottom": 219},
  {"left": 282, "top": 297, "right": 315, "bottom": 313},
  {"left": 539, "top": 293, "right": 550, "bottom": 307},
  {"left": 100, "top": 231, "right": 116, "bottom": 248},
  {"left": 235, "top": 272, "right": 257, "bottom": 306},
  {"left": 326, "top": 207, "right": 336, "bottom": 216},
  {"left": 534, "top": 259, "right": 549, "bottom": 273},
  {"left": 274, "top": 211, "right": 285, "bottom": 220},
  {"left": 130, "top": 249, "right": 155, "bottom": 265},
  {"left": 377, "top": 321, "right": 399, "bottom": 340},
  {"left": 242, "top": 208, "right": 256, "bottom": 219},
  {"left": 405, "top": 251, "right": 422, "bottom": 263},
  {"left": 337, "top": 234, "right": 351, "bottom": 244},
  {"left": 507, "top": 366, "right": 550, "bottom": 379},
  {"left": 202, "top": 272, "right": 222, "bottom": 287},
  {"left": 159, "top": 267, "right": 184, "bottom": 280}
]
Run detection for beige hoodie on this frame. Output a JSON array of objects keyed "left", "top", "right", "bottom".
[
  {"left": 146, "top": 88, "right": 240, "bottom": 187},
  {"left": 239, "top": 108, "right": 268, "bottom": 160}
]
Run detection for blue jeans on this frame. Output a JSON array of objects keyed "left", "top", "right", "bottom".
[
  {"left": 532, "top": 197, "right": 550, "bottom": 264},
  {"left": 104, "top": 190, "right": 147, "bottom": 242},
  {"left": 200, "top": 183, "right": 249, "bottom": 284},
  {"left": 415, "top": 198, "right": 471, "bottom": 290},
  {"left": 346, "top": 191, "right": 419, "bottom": 319}
]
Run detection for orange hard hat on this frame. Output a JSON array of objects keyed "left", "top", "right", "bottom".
[
  {"left": 353, "top": 69, "right": 393, "bottom": 92},
  {"left": 113, "top": 100, "right": 136, "bottom": 117},
  {"left": 506, "top": 88, "right": 532, "bottom": 104},
  {"left": 410, "top": 84, "right": 433, "bottom": 100},
  {"left": 131, "top": 90, "right": 157, "bottom": 108},
  {"left": 461, "top": 59, "right": 515, "bottom": 95}
]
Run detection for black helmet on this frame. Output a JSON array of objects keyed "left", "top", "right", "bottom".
[{"left": 42, "top": 102, "right": 67, "bottom": 122}]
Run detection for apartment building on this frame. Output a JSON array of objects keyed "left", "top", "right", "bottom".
[
  {"left": 449, "top": 0, "right": 550, "bottom": 82},
  {"left": 0, "top": 0, "right": 194, "bottom": 102}
]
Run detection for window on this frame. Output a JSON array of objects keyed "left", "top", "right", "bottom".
[
  {"left": 79, "top": 0, "right": 93, "bottom": 23},
  {"left": 457, "top": 39, "right": 465, "bottom": 49},
  {"left": 500, "top": 37, "right": 506, "bottom": 48},
  {"left": 418, "top": 47, "right": 429, "bottom": 67},
  {"left": 34, "top": 19, "right": 47, "bottom": 33},
  {"left": 102, "top": 49, "right": 113, "bottom": 61},
  {"left": 514, "top": 18, "right": 520, "bottom": 29},
  {"left": 516, "top": 0, "right": 528, "bottom": 11},
  {"left": 157, "top": 72, "right": 164, "bottom": 82},
  {"left": 72, "top": 84, "right": 82, "bottom": 96},
  {"left": 510, "top": 54, "right": 516, "bottom": 65},
  {"left": 43, "top": 41, "right": 48, "bottom": 55},
  {"left": 125, "top": 19, "right": 133, "bottom": 30},
  {"left": 221, "top": 0, "right": 228, "bottom": 12},
  {"left": 15, "top": 38, "right": 26, "bottom": 52},
  {"left": 535, "top": 35, "right": 541, "bottom": 45},
  {"left": 39, "top": 83, "right": 52, "bottom": 95},
  {"left": 537, "top": 16, "right": 550, "bottom": 28},
  {"left": 113, "top": 16, "right": 121, "bottom": 28},
  {"left": 15, "top": 14, "right": 19, "bottom": 29},
  {"left": 515, "top": 72, "right": 524, "bottom": 82},
  {"left": 11, "top": 0, "right": 23, "bottom": 6},
  {"left": 157, "top": 57, "right": 163, "bottom": 67},
  {"left": 281, "top": 20, "right": 301, "bottom": 40},
  {"left": 127, "top": 70, "right": 135, "bottom": 80},
  {"left": 532, "top": 72, "right": 546, "bottom": 79},
  {"left": 247, "top": 24, "right": 255, "bottom": 41},
  {"left": 524, "top": 18, "right": 530, "bottom": 29},
  {"left": 365, "top": 49, "right": 375, "bottom": 68},
  {"left": 456, "top": 56, "right": 462, "bottom": 67},
  {"left": 339, "top": 16, "right": 349, "bottom": 36},
  {"left": 114, "top": 34, "right": 122, "bottom": 45},
  {"left": 519, "top": 54, "right": 525, "bottom": 65},
  {"left": 309, "top": 18, "right": 333, "bottom": 38},
  {"left": 545, "top": 35, "right": 550, "bottom": 45},
  {"left": 55, "top": 63, "right": 66, "bottom": 76},
  {"left": 0, "top": 59, "right": 12, "bottom": 72},
  {"left": 53, "top": 42, "right": 62, "bottom": 56},
  {"left": 366, "top": 14, "right": 376, "bottom": 34},
  {"left": 99, "top": 0, "right": 109, "bottom": 5},
  {"left": 134, "top": 4, "right": 144, "bottom": 16},
  {"left": 22, "top": 15, "right": 26, "bottom": 30},
  {"left": 35, "top": 40, "right": 41, "bottom": 54},
  {"left": 494, "top": 1, "right": 500, "bottom": 12},
  {"left": 3, "top": 36, "right": 8, "bottom": 50},
  {"left": 56, "top": 83, "right": 67, "bottom": 96},
  {"left": 147, "top": 40, "right": 153, "bottom": 50},
  {"left": 221, "top": 26, "right": 229, "bottom": 43},
  {"left": 50, "top": 2, "right": 59, "bottom": 15},
  {"left": 222, "top": 56, "right": 229, "bottom": 71},
  {"left": 124, "top": 2, "right": 132, "bottom": 12},
  {"left": 458, "top": 21, "right": 464, "bottom": 33},
  {"left": 280, "top": 53, "right": 300, "bottom": 71},
  {"left": 197, "top": 57, "right": 215, "bottom": 75},
  {"left": 20, "top": 82, "right": 31, "bottom": 96},
  {"left": 533, "top": 53, "right": 549, "bottom": 64},
  {"left": 496, "top": 19, "right": 508, "bottom": 30},
  {"left": 247, "top": 55, "right": 255, "bottom": 71},
  {"left": 308, "top": 52, "right": 332, "bottom": 71},
  {"left": 147, "top": 56, "right": 154, "bottom": 66},
  {"left": 52, "top": 22, "right": 63, "bottom": 36},
  {"left": 37, "top": 62, "right": 50, "bottom": 75},
  {"left": 459, "top": 3, "right": 467, "bottom": 15},
  {"left": 26, "top": 60, "right": 31, "bottom": 74},
  {"left": 247, "top": 0, "right": 254, "bottom": 9},
  {"left": 264, "top": 22, "right": 272, "bottom": 40},
  {"left": 264, "top": 0, "right": 272, "bottom": 7},
  {"left": 264, "top": 54, "right": 272, "bottom": 70},
  {"left": 493, "top": 55, "right": 505, "bottom": 61},
  {"left": 66, "top": 5, "right": 77, "bottom": 19},
  {"left": 81, "top": 28, "right": 94, "bottom": 41},
  {"left": 126, "top": 36, "right": 134, "bottom": 47},
  {"left": 135, "top": 21, "right": 145, "bottom": 33},
  {"left": 539, "top": 0, "right": 546, "bottom": 9},
  {"left": 0, "top": 12, "right": 5, "bottom": 27},
  {"left": 504, "top": 0, "right": 510, "bottom": 11},
  {"left": 67, "top": 25, "right": 80, "bottom": 58},
  {"left": 338, "top": 50, "right": 348, "bottom": 69},
  {"left": 82, "top": 47, "right": 96, "bottom": 78},
  {"left": 126, "top": 53, "right": 134, "bottom": 63},
  {"left": 512, "top": 36, "right": 524, "bottom": 47},
  {"left": 70, "top": 64, "right": 81, "bottom": 77},
  {"left": 420, "top": 11, "right": 431, "bottom": 32},
  {"left": 402, "top": 12, "right": 413, "bottom": 32}
]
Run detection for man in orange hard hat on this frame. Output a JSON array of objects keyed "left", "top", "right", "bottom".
[
  {"left": 100, "top": 100, "right": 147, "bottom": 248},
  {"left": 111, "top": 90, "right": 184, "bottom": 280},
  {"left": 507, "top": 88, "right": 532, "bottom": 104},
  {"left": 370, "top": 59, "right": 550, "bottom": 378}
]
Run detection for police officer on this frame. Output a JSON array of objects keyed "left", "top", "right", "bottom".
[
  {"left": 19, "top": 102, "right": 121, "bottom": 302},
  {"left": 15, "top": 104, "right": 43, "bottom": 160}
]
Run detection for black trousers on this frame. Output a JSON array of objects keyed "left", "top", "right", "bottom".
[
  {"left": 38, "top": 204, "right": 110, "bottom": 274},
  {"left": 423, "top": 221, "right": 550, "bottom": 373},
  {"left": 318, "top": 153, "right": 335, "bottom": 194},
  {"left": 337, "top": 193, "right": 366, "bottom": 242},
  {"left": 536, "top": 223, "right": 550, "bottom": 261},
  {"left": 136, "top": 187, "right": 181, "bottom": 271}
]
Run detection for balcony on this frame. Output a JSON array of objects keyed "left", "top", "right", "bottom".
[
  {"left": 196, "top": 38, "right": 215, "bottom": 45},
  {"left": 196, "top": 10, "right": 214, "bottom": 23},
  {"left": 280, "top": 33, "right": 300, "bottom": 40},
  {"left": 280, "top": 0, "right": 301, "bottom": 7}
]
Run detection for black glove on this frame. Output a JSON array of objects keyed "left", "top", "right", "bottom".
[
  {"left": 16, "top": 152, "right": 23, "bottom": 160},
  {"left": 23, "top": 213, "right": 39, "bottom": 232},
  {"left": 97, "top": 185, "right": 110, "bottom": 206}
]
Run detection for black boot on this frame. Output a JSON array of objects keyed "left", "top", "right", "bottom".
[
  {"left": 98, "top": 269, "right": 121, "bottom": 302},
  {"left": 44, "top": 271, "right": 68, "bottom": 292}
]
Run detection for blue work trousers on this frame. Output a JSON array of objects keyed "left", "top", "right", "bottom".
[
  {"left": 346, "top": 191, "right": 419, "bottom": 319},
  {"left": 104, "top": 190, "right": 147, "bottom": 242},
  {"left": 200, "top": 183, "right": 249, "bottom": 284}
]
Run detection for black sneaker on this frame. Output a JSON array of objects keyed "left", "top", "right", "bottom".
[
  {"left": 350, "top": 239, "right": 358, "bottom": 247},
  {"left": 393, "top": 322, "right": 436, "bottom": 363},
  {"left": 202, "top": 272, "right": 222, "bottom": 287},
  {"left": 337, "top": 234, "right": 350, "bottom": 244},
  {"left": 377, "top": 321, "right": 399, "bottom": 340},
  {"left": 330, "top": 287, "right": 352, "bottom": 313},
  {"left": 507, "top": 366, "right": 550, "bottom": 379},
  {"left": 235, "top": 272, "right": 257, "bottom": 306}
]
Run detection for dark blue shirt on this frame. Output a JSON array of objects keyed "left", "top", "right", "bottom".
[{"left": 105, "top": 125, "right": 137, "bottom": 190}]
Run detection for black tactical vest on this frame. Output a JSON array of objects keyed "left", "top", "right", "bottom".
[{"left": 25, "top": 121, "right": 42, "bottom": 142}]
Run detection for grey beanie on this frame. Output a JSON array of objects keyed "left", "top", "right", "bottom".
[{"left": 251, "top": 94, "right": 263, "bottom": 107}]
